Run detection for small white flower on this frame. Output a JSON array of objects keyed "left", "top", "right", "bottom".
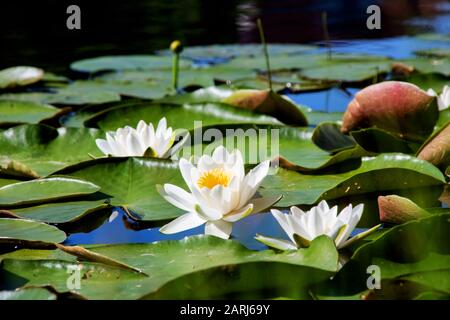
[
  {"left": 158, "top": 146, "right": 274, "bottom": 239},
  {"left": 95, "top": 118, "right": 177, "bottom": 158},
  {"left": 256, "top": 200, "right": 379, "bottom": 250},
  {"left": 427, "top": 85, "right": 450, "bottom": 111}
]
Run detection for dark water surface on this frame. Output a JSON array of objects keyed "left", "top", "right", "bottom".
[
  {"left": 1, "top": 0, "right": 449, "bottom": 72},
  {"left": 1, "top": 0, "right": 449, "bottom": 247}
]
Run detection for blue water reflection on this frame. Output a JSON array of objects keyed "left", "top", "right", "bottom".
[{"left": 65, "top": 208, "right": 286, "bottom": 250}]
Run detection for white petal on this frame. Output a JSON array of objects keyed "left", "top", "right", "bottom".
[
  {"left": 179, "top": 158, "right": 196, "bottom": 189},
  {"left": 271, "top": 209, "right": 295, "bottom": 243},
  {"left": 255, "top": 235, "right": 297, "bottom": 251},
  {"left": 127, "top": 131, "right": 144, "bottom": 156},
  {"left": 156, "top": 117, "right": 168, "bottom": 138},
  {"left": 95, "top": 139, "right": 113, "bottom": 156},
  {"left": 108, "top": 210, "right": 119, "bottom": 223},
  {"left": 223, "top": 203, "right": 253, "bottom": 222},
  {"left": 204, "top": 220, "right": 232, "bottom": 239},
  {"left": 229, "top": 149, "right": 245, "bottom": 179},
  {"left": 290, "top": 206, "right": 306, "bottom": 219},
  {"left": 239, "top": 160, "right": 270, "bottom": 206},
  {"left": 194, "top": 202, "right": 223, "bottom": 221},
  {"left": 159, "top": 212, "right": 205, "bottom": 234},
  {"left": 212, "top": 146, "right": 229, "bottom": 163},
  {"left": 197, "top": 154, "right": 216, "bottom": 172},
  {"left": 158, "top": 184, "right": 196, "bottom": 212},
  {"left": 317, "top": 200, "right": 330, "bottom": 213},
  {"left": 137, "top": 120, "right": 147, "bottom": 134},
  {"left": 248, "top": 160, "right": 270, "bottom": 187},
  {"left": 427, "top": 88, "right": 437, "bottom": 97}
]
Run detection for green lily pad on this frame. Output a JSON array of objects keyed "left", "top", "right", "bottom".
[
  {"left": 0, "top": 100, "right": 62, "bottom": 128},
  {"left": 85, "top": 102, "right": 281, "bottom": 131},
  {"left": 400, "top": 57, "right": 450, "bottom": 76},
  {"left": 158, "top": 43, "right": 317, "bottom": 59},
  {"left": 300, "top": 60, "right": 391, "bottom": 83},
  {"left": 55, "top": 157, "right": 184, "bottom": 221},
  {"left": 70, "top": 55, "right": 190, "bottom": 73},
  {"left": 312, "top": 213, "right": 450, "bottom": 299},
  {"left": 10, "top": 200, "right": 110, "bottom": 224},
  {"left": 0, "top": 218, "right": 66, "bottom": 243},
  {"left": 160, "top": 86, "right": 342, "bottom": 126},
  {"left": 0, "top": 235, "right": 338, "bottom": 299},
  {"left": 64, "top": 79, "right": 171, "bottom": 100},
  {"left": 0, "top": 124, "right": 105, "bottom": 176},
  {"left": 0, "top": 287, "right": 57, "bottom": 300},
  {"left": 415, "top": 48, "right": 450, "bottom": 59},
  {"left": 0, "top": 87, "right": 121, "bottom": 106},
  {"left": 0, "top": 178, "right": 20, "bottom": 188},
  {"left": 158, "top": 87, "right": 308, "bottom": 126},
  {"left": 61, "top": 100, "right": 143, "bottom": 128},
  {"left": 0, "top": 177, "right": 100, "bottom": 207},
  {"left": 260, "top": 153, "right": 445, "bottom": 207},
  {"left": 226, "top": 53, "right": 390, "bottom": 72},
  {"left": 95, "top": 67, "right": 258, "bottom": 91},
  {"left": 351, "top": 127, "right": 422, "bottom": 154},
  {"left": 0, "top": 66, "right": 44, "bottom": 89},
  {"left": 402, "top": 72, "right": 449, "bottom": 92},
  {"left": 312, "top": 122, "right": 356, "bottom": 152}
]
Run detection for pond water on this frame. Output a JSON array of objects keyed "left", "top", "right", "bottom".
[{"left": 2, "top": 0, "right": 449, "bottom": 249}]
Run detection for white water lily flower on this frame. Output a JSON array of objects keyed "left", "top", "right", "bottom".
[
  {"left": 95, "top": 118, "right": 176, "bottom": 158},
  {"left": 256, "top": 201, "right": 379, "bottom": 250},
  {"left": 427, "top": 85, "right": 450, "bottom": 111},
  {"left": 158, "top": 146, "right": 272, "bottom": 239}
]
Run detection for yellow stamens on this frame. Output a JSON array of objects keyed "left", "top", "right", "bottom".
[{"left": 197, "top": 168, "right": 232, "bottom": 189}]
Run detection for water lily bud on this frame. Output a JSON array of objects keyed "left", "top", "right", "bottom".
[
  {"left": 222, "top": 89, "right": 308, "bottom": 126},
  {"left": 378, "top": 195, "right": 430, "bottom": 224},
  {"left": 341, "top": 81, "right": 438, "bottom": 141},
  {"left": 170, "top": 40, "right": 183, "bottom": 54},
  {"left": 391, "top": 62, "right": 414, "bottom": 76},
  {"left": 417, "top": 123, "right": 450, "bottom": 168}
]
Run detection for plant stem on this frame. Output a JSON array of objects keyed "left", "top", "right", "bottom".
[
  {"left": 321, "top": 11, "right": 332, "bottom": 60},
  {"left": 172, "top": 52, "right": 179, "bottom": 92},
  {"left": 257, "top": 18, "right": 272, "bottom": 91}
]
